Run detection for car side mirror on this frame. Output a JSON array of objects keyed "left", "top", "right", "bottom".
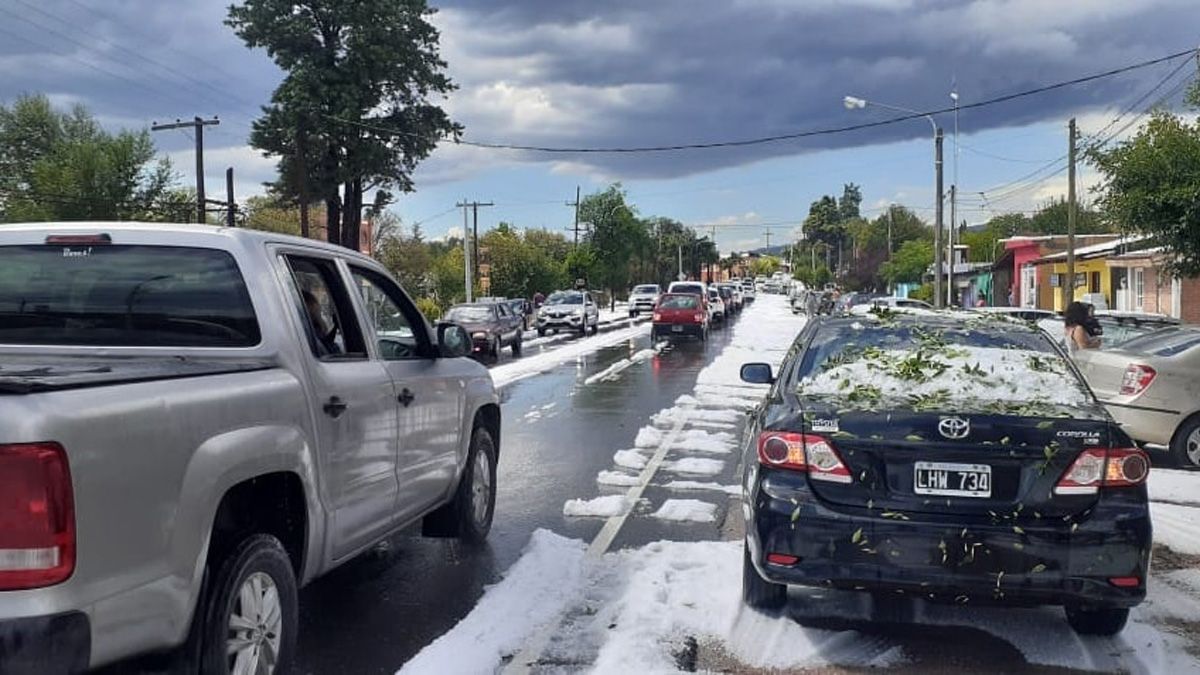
[
  {"left": 437, "top": 322, "right": 471, "bottom": 358},
  {"left": 740, "top": 362, "right": 774, "bottom": 384}
]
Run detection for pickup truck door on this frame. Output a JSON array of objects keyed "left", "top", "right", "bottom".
[
  {"left": 279, "top": 254, "right": 399, "bottom": 561},
  {"left": 495, "top": 302, "right": 519, "bottom": 342},
  {"left": 347, "top": 266, "right": 467, "bottom": 524}
]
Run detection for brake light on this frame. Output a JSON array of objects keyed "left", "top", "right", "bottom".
[
  {"left": 653, "top": 312, "right": 662, "bottom": 322},
  {"left": 1119, "top": 364, "right": 1156, "bottom": 396},
  {"left": 1054, "top": 447, "right": 1149, "bottom": 495},
  {"left": 693, "top": 313, "right": 705, "bottom": 322},
  {"left": 44, "top": 234, "right": 111, "bottom": 245},
  {"left": 0, "top": 443, "right": 75, "bottom": 590},
  {"left": 757, "top": 432, "right": 852, "bottom": 484}
]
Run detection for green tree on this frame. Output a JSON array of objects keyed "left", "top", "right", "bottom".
[
  {"left": 227, "top": 0, "right": 460, "bottom": 251},
  {"left": 750, "top": 256, "right": 781, "bottom": 277},
  {"left": 879, "top": 239, "right": 933, "bottom": 286},
  {"left": 0, "top": 94, "right": 181, "bottom": 222},
  {"left": 580, "top": 185, "right": 647, "bottom": 307},
  {"left": 1089, "top": 107, "right": 1200, "bottom": 276},
  {"left": 431, "top": 243, "right": 467, "bottom": 309},
  {"left": 378, "top": 222, "right": 435, "bottom": 297}
]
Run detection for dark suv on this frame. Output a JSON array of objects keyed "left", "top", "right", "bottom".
[{"left": 444, "top": 302, "right": 524, "bottom": 359}]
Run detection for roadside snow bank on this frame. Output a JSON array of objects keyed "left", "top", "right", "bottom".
[
  {"left": 651, "top": 499, "right": 718, "bottom": 523},
  {"left": 1149, "top": 469, "right": 1200, "bottom": 506},
  {"left": 563, "top": 495, "right": 632, "bottom": 518},
  {"left": 396, "top": 530, "right": 586, "bottom": 675},
  {"left": 490, "top": 322, "right": 650, "bottom": 388},
  {"left": 1151, "top": 502, "right": 1200, "bottom": 555}
]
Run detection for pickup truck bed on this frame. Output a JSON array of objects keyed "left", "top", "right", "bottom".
[{"left": 0, "top": 356, "right": 275, "bottom": 394}]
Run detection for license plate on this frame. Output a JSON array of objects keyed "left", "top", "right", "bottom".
[
  {"left": 671, "top": 325, "right": 683, "bottom": 332},
  {"left": 914, "top": 461, "right": 991, "bottom": 498}
]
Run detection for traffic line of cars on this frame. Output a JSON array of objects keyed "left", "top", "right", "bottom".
[{"left": 642, "top": 279, "right": 757, "bottom": 343}]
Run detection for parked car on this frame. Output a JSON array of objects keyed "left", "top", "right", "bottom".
[
  {"left": 706, "top": 287, "right": 726, "bottom": 323},
  {"left": 835, "top": 291, "right": 884, "bottom": 314},
  {"left": 717, "top": 283, "right": 743, "bottom": 312},
  {"left": 0, "top": 223, "right": 501, "bottom": 673},
  {"left": 715, "top": 285, "right": 737, "bottom": 316},
  {"left": 741, "top": 279, "right": 756, "bottom": 303},
  {"left": 444, "top": 302, "right": 524, "bottom": 359},
  {"left": 628, "top": 284, "right": 662, "bottom": 317},
  {"left": 972, "top": 307, "right": 1059, "bottom": 323},
  {"left": 536, "top": 289, "right": 600, "bottom": 336},
  {"left": 739, "top": 312, "right": 1150, "bottom": 636},
  {"left": 650, "top": 292, "right": 709, "bottom": 342},
  {"left": 1073, "top": 326, "right": 1200, "bottom": 467},
  {"left": 847, "top": 296, "right": 935, "bottom": 314}
]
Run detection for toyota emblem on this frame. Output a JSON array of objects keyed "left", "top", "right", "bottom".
[{"left": 938, "top": 416, "right": 970, "bottom": 440}]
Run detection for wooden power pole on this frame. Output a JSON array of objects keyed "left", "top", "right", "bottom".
[
  {"left": 151, "top": 116, "right": 219, "bottom": 223},
  {"left": 1064, "top": 118, "right": 1077, "bottom": 310}
]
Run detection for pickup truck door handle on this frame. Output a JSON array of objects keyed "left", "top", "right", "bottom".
[
  {"left": 322, "top": 396, "right": 348, "bottom": 418},
  {"left": 398, "top": 388, "right": 416, "bottom": 408}
]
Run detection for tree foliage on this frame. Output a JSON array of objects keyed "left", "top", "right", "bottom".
[
  {"left": 1088, "top": 107, "right": 1200, "bottom": 276},
  {"left": 0, "top": 94, "right": 184, "bottom": 223},
  {"left": 226, "top": 0, "right": 459, "bottom": 251},
  {"left": 879, "top": 239, "right": 934, "bottom": 285}
]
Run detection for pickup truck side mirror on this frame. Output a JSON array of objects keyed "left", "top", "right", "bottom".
[{"left": 437, "top": 322, "right": 471, "bottom": 358}]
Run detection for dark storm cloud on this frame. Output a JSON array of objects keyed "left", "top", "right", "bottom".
[{"left": 1, "top": 0, "right": 1196, "bottom": 181}]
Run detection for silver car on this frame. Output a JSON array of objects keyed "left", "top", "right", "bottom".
[
  {"left": 536, "top": 289, "right": 600, "bottom": 336},
  {"left": 1074, "top": 327, "right": 1200, "bottom": 467}
]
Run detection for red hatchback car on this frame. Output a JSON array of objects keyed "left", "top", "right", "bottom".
[{"left": 651, "top": 293, "right": 709, "bottom": 342}]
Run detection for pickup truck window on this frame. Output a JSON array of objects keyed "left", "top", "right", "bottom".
[
  {"left": 285, "top": 256, "right": 367, "bottom": 359},
  {"left": 0, "top": 244, "right": 260, "bottom": 347},
  {"left": 350, "top": 267, "right": 432, "bottom": 361}
]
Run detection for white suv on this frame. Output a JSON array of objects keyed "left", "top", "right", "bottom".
[{"left": 628, "top": 284, "right": 662, "bottom": 317}]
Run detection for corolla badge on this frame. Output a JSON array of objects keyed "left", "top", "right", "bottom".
[{"left": 937, "top": 416, "right": 970, "bottom": 440}]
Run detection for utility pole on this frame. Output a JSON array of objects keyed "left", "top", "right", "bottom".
[
  {"left": 151, "top": 116, "right": 219, "bottom": 223},
  {"left": 1064, "top": 117, "right": 1078, "bottom": 310},
  {"left": 947, "top": 184, "right": 956, "bottom": 307},
  {"left": 457, "top": 200, "right": 473, "bottom": 303},
  {"left": 225, "top": 168, "right": 236, "bottom": 228},
  {"left": 764, "top": 229, "right": 772, "bottom": 250},
  {"left": 455, "top": 200, "right": 493, "bottom": 293},
  {"left": 566, "top": 186, "right": 582, "bottom": 247},
  {"left": 934, "top": 128, "right": 945, "bottom": 309},
  {"left": 887, "top": 206, "right": 894, "bottom": 262},
  {"left": 471, "top": 201, "right": 494, "bottom": 286}
]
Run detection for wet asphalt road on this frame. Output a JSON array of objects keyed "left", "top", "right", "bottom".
[{"left": 290, "top": 313, "right": 746, "bottom": 674}]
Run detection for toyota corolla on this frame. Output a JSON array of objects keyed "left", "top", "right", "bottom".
[{"left": 738, "top": 311, "right": 1151, "bottom": 636}]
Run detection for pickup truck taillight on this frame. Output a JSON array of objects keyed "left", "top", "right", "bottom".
[
  {"left": 1119, "top": 364, "right": 1156, "bottom": 396},
  {"left": 0, "top": 443, "right": 75, "bottom": 590}
]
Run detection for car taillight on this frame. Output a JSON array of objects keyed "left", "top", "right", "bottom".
[
  {"left": 693, "top": 313, "right": 705, "bottom": 322},
  {"left": 0, "top": 443, "right": 75, "bottom": 590},
  {"left": 757, "top": 432, "right": 852, "bottom": 484},
  {"left": 1054, "top": 447, "right": 1149, "bottom": 495},
  {"left": 653, "top": 312, "right": 662, "bottom": 321},
  {"left": 1119, "top": 364, "right": 1156, "bottom": 396}
]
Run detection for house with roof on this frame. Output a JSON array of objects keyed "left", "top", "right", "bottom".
[
  {"left": 1029, "top": 235, "right": 1150, "bottom": 312},
  {"left": 991, "top": 234, "right": 1122, "bottom": 309},
  {"left": 1105, "top": 246, "right": 1200, "bottom": 324}
]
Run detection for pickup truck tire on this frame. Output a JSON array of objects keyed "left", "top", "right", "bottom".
[
  {"left": 455, "top": 425, "right": 498, "bottom": 544},
  {"left": 511, "top": 334, "right": 523, "bottom": 357},
  {"left": 537, "top": 327, "right": 546, "bottom": 337},
  {"left": 198, "top": 534, "right": 298, "bottom": 675}
]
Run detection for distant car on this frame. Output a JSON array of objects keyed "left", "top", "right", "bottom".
[
  {"left": 716, "top": 285, "right": 737, "bottom": 316},
  {"left": 651, "top": 293, "right": 709, "bottom": 342},
  {"left": 717, "top": 283, "right": 743, "bottom": 312},
  {"left": 628, "top": 284, "right": 662, "bottom": 317},
  {"left": 536, "top": 290, "right": 600, "bottom": 337},
  {"left": 444, "top": 302, "right": 524, "bottom": 359},
  {"left": 706, "top": 288, "right": 726, "bottom": 323},
  {"left": 741, "top": 279, "right": 756, "bottom": 303},
  {"left": 973, "top": 307, "right": 1059, "bottom": 323},
  {"left": 847, "top": 296, "right": 935, "bottom": 314},
  {"left": 739, "top": 312, "right": 1150, "bottom": 636},
  {"left": 836, "top": 292, "right": 884, "bottom": 314},
  {"left": 1073, "top": 326, "right": 1200, "bottom": 467}
]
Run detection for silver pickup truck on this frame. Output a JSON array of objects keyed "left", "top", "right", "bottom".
[{"left": 0, "top": 223, "right": 501, "bottom": 674}]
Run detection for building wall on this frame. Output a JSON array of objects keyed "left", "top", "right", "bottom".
[
  {"left": 1006, "top": 244, "right": 1042, "bottom": 306},
  {"left": 1049, "top": 259, "right": 1112, "bottom": 311},
  {"left": 1109, "top": 261, "right": 1200, "bottom": 324}
]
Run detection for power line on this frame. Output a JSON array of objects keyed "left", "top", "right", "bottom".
[{"left": 328, "top": 47, "right": 1197, "bottom": 154}]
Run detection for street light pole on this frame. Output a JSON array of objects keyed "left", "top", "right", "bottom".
[{"left": 843, "top": 96, "right": 944, "bottom": 307}]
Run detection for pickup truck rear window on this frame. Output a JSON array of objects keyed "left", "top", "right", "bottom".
[{"left": 0, "top": 245, "right": 261, "bottom": 347}]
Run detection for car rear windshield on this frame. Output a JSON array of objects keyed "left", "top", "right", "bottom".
[
  {"left": 633, "top": 285, "right": 659, "bottom": 293},
  {"left": 446, "top": 306, "right": 494, "bottom": 322},
  {"left": 659, "top": 295, "right": 698, "bottom": 309},
  {"left": 0, "top": 244, "right": 260, "bottom": 347},
  {"left": 1119, "top": 328, "right": 1200, "bottom": 357},
  {"left": 794, "top": 319, "right": 1090, "bottom": 410},
  {"left": 672, "top": 284, "right": 703, "bottom": 295},
  {"left": 546, "top": 291, "right": 583, "bottom": 305}
]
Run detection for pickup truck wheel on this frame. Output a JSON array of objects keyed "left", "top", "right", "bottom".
[
  {"left": 537, "top": 327, "right": 546, "bottom": 337},
  {"left": 456, "top": 426, "right": 497, "bottom": 545},
  {"left": 490, "top": 336, "right": 502, "bottom": 362},
  {"left": 511, "top": 334, "right": 523, "bottom": 357},
  {"left": 199, "top": 534, "right": 297, "bottom": 675}
]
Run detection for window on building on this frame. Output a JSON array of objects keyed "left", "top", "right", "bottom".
[
  {"left": 1090, "top": 271, "right": 1101, "bottom": 293},
  {"left": 1020, "top": 265, "right": 1037, "bottom": 308}
]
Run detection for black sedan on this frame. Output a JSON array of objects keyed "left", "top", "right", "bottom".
[{"left": 738, "top": 312, "right": 1151, "bottom": 636}]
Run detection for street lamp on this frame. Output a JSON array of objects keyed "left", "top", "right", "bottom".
[{"left": 844, "top": 94, "right": 945, "bottom": 308}]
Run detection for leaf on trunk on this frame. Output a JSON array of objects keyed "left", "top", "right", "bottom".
[{"left": 851, "top": 527, "right": 864, "bottom": 544}]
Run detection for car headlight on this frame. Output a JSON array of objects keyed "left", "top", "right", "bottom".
[
  {"left": 472, "top": 332, "right": 487, "bottom": 339},
  {"left": 572, "top": 308, "right": 584, "bottom": 316}
]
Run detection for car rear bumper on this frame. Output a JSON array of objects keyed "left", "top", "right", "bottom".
[
  {"left": 1101, "top": 401, "right": 1179, "bottom": 447},
  {"left": 0, "top": 612, "right": 91, "bottom": 674},
  {"left": 653, "top": 322, "right": 704, "bottom": 338},
  {"left": 748, "top": 477, "right": 1151, "bottom": 609}
]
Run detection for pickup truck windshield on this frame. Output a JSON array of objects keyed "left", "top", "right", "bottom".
[
  {"left": 0, "top": 244, "right": 260, "bottom": 347},
  {"left": 445, "top": 306, "right": 495, "bottom": 322}
]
